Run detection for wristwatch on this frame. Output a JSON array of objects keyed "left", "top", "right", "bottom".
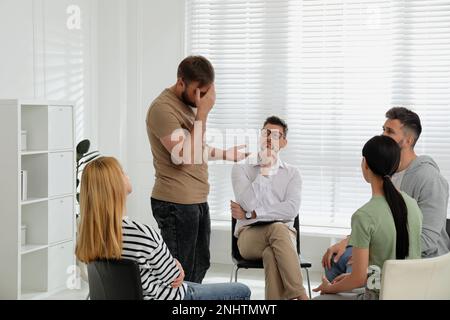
[{"left": 245, "top": 211, "right": 253, "bottom": 220}]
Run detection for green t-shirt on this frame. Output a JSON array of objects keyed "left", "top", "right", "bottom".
[{"left": 349, "top": 191, "right": 423, "bottom": 269}]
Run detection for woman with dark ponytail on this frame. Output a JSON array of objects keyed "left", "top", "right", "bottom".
[
  {"left": 364, "top": 136, "right": 410, "bottom": 260},
  {"left": 314, "top": 136, "right": 422, "bottom": 300}
]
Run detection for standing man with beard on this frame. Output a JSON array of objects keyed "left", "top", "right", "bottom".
[{"left": 146, "top": 56, "right": 249, "bottom": 283}]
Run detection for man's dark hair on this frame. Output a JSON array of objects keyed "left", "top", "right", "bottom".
[
  {"left": 264, "top": 116, "right": 289, "bottom": 137},
  {"left": 386, "top": 107, "right": 422, "bottom": 146},
  {"left": 177, "top": 56, "right": 215, "bottom": 87}
]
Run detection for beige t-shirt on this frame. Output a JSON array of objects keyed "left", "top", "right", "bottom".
[{"left": 146, "top": 89, "right": 209, "bottom": 204}]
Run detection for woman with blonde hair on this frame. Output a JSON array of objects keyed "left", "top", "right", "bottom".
[{"left": 76, "top": 157, "right": 250, "bottom": 300}]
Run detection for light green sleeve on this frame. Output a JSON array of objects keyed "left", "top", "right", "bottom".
[{"left": 348, "top": 210, "right": 373, "bottom": 249}]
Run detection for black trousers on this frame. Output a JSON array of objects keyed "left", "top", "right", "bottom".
[{"left": 151, "top": 198, "right": 211, "bottom": 284}]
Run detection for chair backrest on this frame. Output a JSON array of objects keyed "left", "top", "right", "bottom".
[
  {"left": 446, "top": 219, "right": 450, "bottom": 237},
  {"left": 293, "top": 216, "right": 301, "bottom": 255},
  {"left": 231, "top": 216, "right": 301, "bottom": 261},
  {"left": 87, "top": 259, "right": 143, "bottom": 300},
  {"left": 380, "top": 253, "right": 450, "bottom": 300},
  {"left": 231, "top": 218, "right": 243, "bottom": 261}
]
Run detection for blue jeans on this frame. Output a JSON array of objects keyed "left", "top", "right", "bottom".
[
  {"left": 325, "top": 246, "right": 353, "bottom": 282},
  {"left": 184, "top": 282, "right": 251, "bottom": 300}
]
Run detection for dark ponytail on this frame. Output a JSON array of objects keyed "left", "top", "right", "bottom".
[
  {"left": 382, "top": 176, "right": 409, "bottom": 259},
  {"left": 363, "top": 136, "right": 409, "bottom": 259}
]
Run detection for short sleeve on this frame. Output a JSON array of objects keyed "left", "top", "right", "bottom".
[
  {"left": 348, "top": 210, "right": 373, "bottom": 249},
  {"left": 147, "top": 103, "right": 182, "bottom": 139}
]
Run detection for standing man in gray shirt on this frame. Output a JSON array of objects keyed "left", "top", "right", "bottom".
[{"left": 323, "top": 107, "right": 450, "bottom": 281}]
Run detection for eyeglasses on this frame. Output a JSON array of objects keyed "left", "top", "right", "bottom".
[{"left": 261, "top": 128, "right": 285, "bottom": 140}]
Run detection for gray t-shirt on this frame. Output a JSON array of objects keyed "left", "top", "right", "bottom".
[{"left": 392, "top": 169, "right": 406, "bottom": 189}]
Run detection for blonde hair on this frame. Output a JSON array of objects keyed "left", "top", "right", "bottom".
[{"left": 75, "top": 157, "right": 126, "bottom": 263}]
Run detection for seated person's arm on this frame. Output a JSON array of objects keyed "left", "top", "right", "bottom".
[
  {"left": 149, "top": 103, "right": 207, "bottom": 166},
  {"left": 208, "top": 145, "right": 250, "bottom": 162},
  {"left": 231, "top": 164, "right": 262, "bottom": 213},
  {"left": 137, "top": 223, "right": 183, "bottom": 287},
  {"left": 171, "top": 259, "right": 185, "bottom": 288},
  {"left": 250, "top": 169, "right": 301, "bottom": 222},
  {"left": 149, "top": 239, "right": 183, "bottom": 287},
  {"left": 160, "top": 131, "right": 192, "bottom": 165},
  {"left": 418, "top": 173, "right": 448, "bottom": 257},
  {"left": 314, "top": 247, "right": 368, "bottom": 294},
  {"left": 315, "top": 209, "right": 371, "bottom": 294},
  {"left": 322, "top": 236, "right": 350, "bottom": 270},
  {"left": 231, "top": 165, "right": 301, "bottom": 222}
]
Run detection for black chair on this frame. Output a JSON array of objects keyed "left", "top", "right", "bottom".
[
  {"left": 231, "top": 216, "right": 312, "bottom": 298},
  {"left": 87, "top": 259, "right": 143, "bottom": 300},
  {"left": 446, "top": 218, "right": 450, "bottom": 237}
]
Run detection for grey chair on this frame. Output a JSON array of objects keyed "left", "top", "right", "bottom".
[
  {"left": 231, "top": 216, "right": 312, "bottom": 298},
  {"left": 87, "top": 259, "right": 143, "bottom": 300}
]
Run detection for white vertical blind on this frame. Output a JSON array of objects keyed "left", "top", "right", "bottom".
[
  {"left": 186, "top": 0, "right": 450, "bottom": 228},
  {"left": 391, "top": 1, "right": 450, "bottom": 205}
]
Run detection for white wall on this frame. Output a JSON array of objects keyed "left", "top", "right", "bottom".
[
  {"left": 96, "top": 0, "right": 127, "bottom": 163},
  {"left": 0, "top": 0, "right": 98, "bottom": 145},
  {"left": 0, "top": 0, "right": 34, "bottom": 98},
  {"left": 1, "top": 0, "right": 334, "bottom": 270},
  {"left": 98, "top": 0, "right": 185, "bottom": 227},
  {"left": 128, "top": 0, "right": 185, "bottom": 226}
]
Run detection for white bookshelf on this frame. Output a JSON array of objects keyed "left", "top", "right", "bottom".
[{"left": 0, "top": 99, "right": 76, "bottom": 300}]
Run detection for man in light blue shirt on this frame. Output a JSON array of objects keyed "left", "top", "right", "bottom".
[{"left": 231, "top": 116, "right": 308, "bottom": 300}]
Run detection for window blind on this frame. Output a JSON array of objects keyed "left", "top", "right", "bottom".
[{"left": 186, "top": 0, "right": 450, "bottom": 228}]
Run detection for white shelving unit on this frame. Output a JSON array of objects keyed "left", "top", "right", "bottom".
[{"left": 0, "top": 99, "right": 76, "bottom": 300}]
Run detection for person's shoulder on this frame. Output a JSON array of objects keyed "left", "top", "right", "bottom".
[
  {"left": 123, "top": 217, "right": 158, "bottom": 240},
  {"left": 232, "top": 162, "right": 253, "bottom": 174},
  {"left": 147, "top": 102, "right": 180, "bottom": 132},
  {"left": 353, "top": 205, "right": 369, "bottom": 218},
  {"left": 231, "top": 163, "right": 254, "bottom": 185},
  {"left": 408, "top": 156, "right": 444, "bottom": 180},
  {"left": 149, "top": 101, "right": 174, "bottom": 115},
  {"left": 355, "top": 197, "right": 386, "bottom": 219},
  {"left": 148, "top": 90, "right": 178, "bottom": 114},
  {"left": 351, "top": 206, "right": 378, "bottom": 233},
  {"left": 351, "top": 207, "right": 369, "bottom": 225},
  {"left": 282, "top": 161, "right": 300, "bottom": 173},
  {"left": 415, "top": 165, "right": 440, "bottom": 180}
]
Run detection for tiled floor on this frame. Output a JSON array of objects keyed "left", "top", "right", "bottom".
[{"left": 46, "top": 263, "right": 322, "bottom": 300}]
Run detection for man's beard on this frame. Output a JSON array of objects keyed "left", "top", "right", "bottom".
[{"left": 182, "top": 90, "right": 197, "bottom": 108}]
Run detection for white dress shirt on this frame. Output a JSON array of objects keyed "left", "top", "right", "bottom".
[{"left": 231, "top": 157, "right": 302, "bottom": 237}]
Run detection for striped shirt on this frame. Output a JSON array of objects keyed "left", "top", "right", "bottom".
[{"left": 121, "top": 217, "right": 187, "bottom": 300}]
